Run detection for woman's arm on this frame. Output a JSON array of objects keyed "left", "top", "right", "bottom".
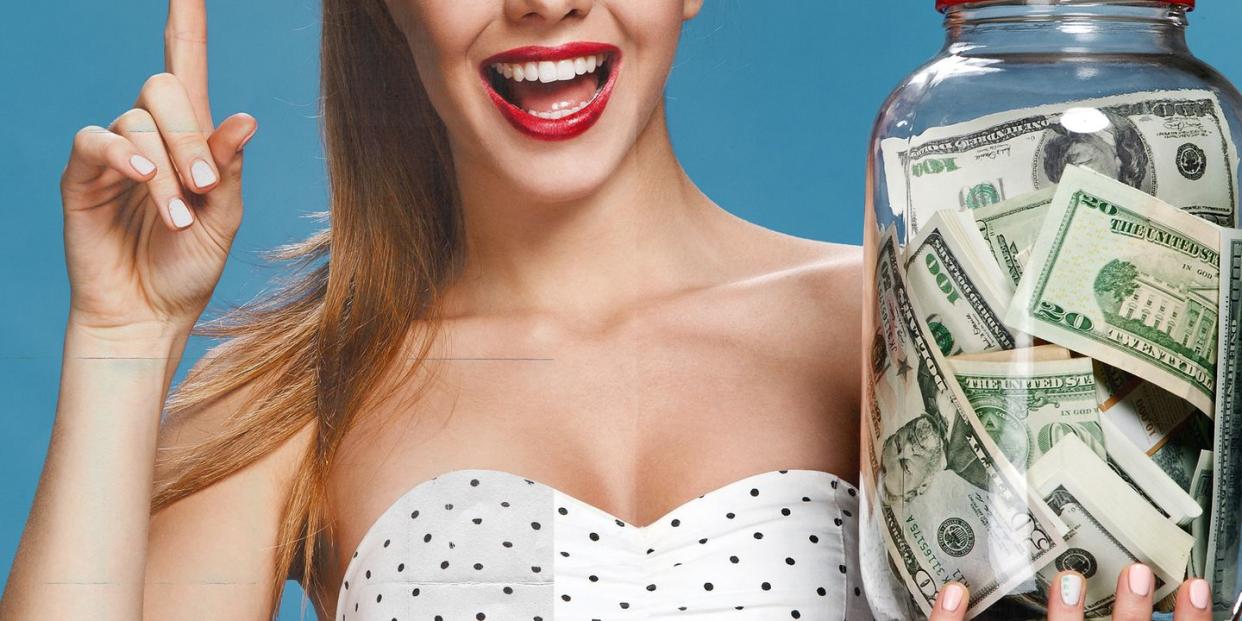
[
  {"left": 1, "top": 2, "right": 265, "bottom": 616},
  {"left": 0, "top": 323, "right": 186, "bottom": 619},
  {"left": 2, "top": 323, "right": 314, "bottom": 620}
]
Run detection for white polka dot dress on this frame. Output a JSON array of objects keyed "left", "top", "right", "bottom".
[{"left": 336, "top": 469, "right": 872, "bottom": 620}]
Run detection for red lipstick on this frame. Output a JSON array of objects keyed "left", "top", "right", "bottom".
[{"left": 480, "top": 42, "right": 621, "bottom": 141}]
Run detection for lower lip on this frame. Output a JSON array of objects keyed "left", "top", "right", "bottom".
[{"left": 481, "top": 57, "right": 620, "bottom": 141}]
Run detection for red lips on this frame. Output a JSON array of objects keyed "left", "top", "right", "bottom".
[{"left": 480, "top": 42, "right": 621, "bottom": 141}]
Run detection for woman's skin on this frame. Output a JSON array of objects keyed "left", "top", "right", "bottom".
[
  {"left": 928, "top": 564, "right": 1214, "bottom": 621},
  {"left": 0, "top": 0, "right": 1216, "bottom": 619}
]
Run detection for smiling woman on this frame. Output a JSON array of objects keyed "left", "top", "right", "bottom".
[{"left": 0, "top": 0, "right": 870, "bottom": 620}]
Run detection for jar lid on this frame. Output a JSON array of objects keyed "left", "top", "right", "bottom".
[{"left": 936, "top": 0, "right": 1194, "bottom": 11}]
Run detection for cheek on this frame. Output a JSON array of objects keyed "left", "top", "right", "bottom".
[
  {"left": 392, "top": 2, "right": 491, "bottom": 101},
  {"left": 609, "top": 1, "right": 686, "bottom": 87}
]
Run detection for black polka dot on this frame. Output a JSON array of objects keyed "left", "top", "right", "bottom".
[{"left": 703, "top": 582, "right": 714, "bottom": 591}]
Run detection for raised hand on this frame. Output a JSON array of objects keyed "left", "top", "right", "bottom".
[
  {"left": 926, "top": 564, "right": 1213, "bottom": 621},
  {"left": 59, "top": 0, "right": 257, "bottom": 337}
]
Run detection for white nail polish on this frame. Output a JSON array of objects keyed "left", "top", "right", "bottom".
[
  {"left": 168, "top": 198, "right": 193, "bottom": 228},
  {"left": 1060, "top": 574, "right": 1083, "bottom": 607},
  {"left": 191, "top": 159, "right": 217, "bottom": 188},
  {"left": 130, "top": 154, "right": 156, "bottom": 176}
]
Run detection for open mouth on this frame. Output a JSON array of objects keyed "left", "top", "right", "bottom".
[{"left": 480, "top": 42, "right": 620, "bottom": 141}]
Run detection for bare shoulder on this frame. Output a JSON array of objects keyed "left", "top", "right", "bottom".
[{"left": 733, "top": 224, "right": 864, "bottom": 318}]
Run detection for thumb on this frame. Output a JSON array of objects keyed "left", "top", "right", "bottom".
[
  {"left": 196, "top": 112, "right": 257, "bottom": 236},
  {"left": 208, "top": 112, "right": 258, "bottom": 170}
]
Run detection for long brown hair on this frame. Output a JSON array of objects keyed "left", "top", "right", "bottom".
[{"left": 149, "top": 1, "right": 462, "bottom": 617}]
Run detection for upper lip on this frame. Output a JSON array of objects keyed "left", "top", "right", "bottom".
[{"left": 480, "top": 41, "right": 619, "bottom": 68}]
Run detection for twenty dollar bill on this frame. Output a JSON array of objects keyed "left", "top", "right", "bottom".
[{"left": 1005, "top": 165, "right": 1223, "bottom": 415}]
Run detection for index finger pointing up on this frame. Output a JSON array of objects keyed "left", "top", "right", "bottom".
[{"left": 164, "top": 0, "right": 213, "bottom": 130}]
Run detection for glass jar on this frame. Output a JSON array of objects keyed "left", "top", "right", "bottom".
[{"left": 860, "top": 1, "right": 1242, "bottom": 619}]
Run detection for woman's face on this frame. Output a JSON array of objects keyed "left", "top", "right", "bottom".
[{"left": 384, "top": 0, "right": 703, "bottom": 203}]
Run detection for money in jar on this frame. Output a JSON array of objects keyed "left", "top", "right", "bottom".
[{"left": 860, "top": 1, "right": 1242, "bottom": 619}]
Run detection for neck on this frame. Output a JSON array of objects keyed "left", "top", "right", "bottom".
[{"left": 444, "top": 103, "right": 731, "bottom": 326}]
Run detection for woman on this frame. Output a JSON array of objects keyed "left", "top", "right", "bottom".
[
  {"left": 3, "top": 0, "right": 865, "bottom": 618},
  {"left": 0, "top": 0, "right": 1216, "bottom": 620}
]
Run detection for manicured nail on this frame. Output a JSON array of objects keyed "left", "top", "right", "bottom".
[
  {"left": 190, "top": 159, "right": 217, "bottom": 188},
  {"left": 1060, "top": 573, "right": 1083, "bottom": 607},
  {"left": 130, "top": 154, "right": 156, "bottom": 176},
  {"left": 1128, "top": 564, "right": 1153, "bottom": 597},
  {"left": 941, "top": 583, "right": 965, "bottom": 612},
  {"left": 168, "top": 197, "right": 193, "bottom": 228},
  {"left": 237, "top": 127, "right": 257, "bottom": 153},
  {"left": 1190, "top": 578, "right": 1210, "bottom": 609}
]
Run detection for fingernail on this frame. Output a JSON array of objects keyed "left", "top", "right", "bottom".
[
  {"left": 1128, "top": 564, "right": 1153, "bottom": 597},
  {"left": 941, "top": 583, "right": 965, "bottom": 612},
  {"left": 168, "top": 197, "right": 194, "bottom": 228},
  {"left": 130, "top": 154, "right": 156, "bottom": 176},
  {"left": 237, "top": 128, "right": 257, "bottom": 153},
  {"left": 1190, "top": 578, "right": 1211, "bottom": 609},
  {"left": 1060, "top": 573, "right": 1083, "bottom": 607},
  {"left": 191, "top": 159, "right": 217, "bottom": 188}
]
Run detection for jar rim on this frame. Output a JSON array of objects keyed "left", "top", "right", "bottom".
[{"left": 936, "top": 0, "right": 1194, "bottom": 12}]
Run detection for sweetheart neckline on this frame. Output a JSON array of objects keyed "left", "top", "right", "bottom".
[{"left": 339, "top": 467, "right": 858, "bottom": 584}]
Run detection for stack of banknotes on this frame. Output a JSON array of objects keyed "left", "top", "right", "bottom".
[{"left": 865, "top": 90, "right": 1242, "bottom": 619}]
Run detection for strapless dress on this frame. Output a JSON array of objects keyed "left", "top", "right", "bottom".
[{"left": 335, "top": 468, "right": 873, "bottom": 620}]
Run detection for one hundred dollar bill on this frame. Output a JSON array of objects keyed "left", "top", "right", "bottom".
[
  {"left": 1029, "top": 435, "right": 1193, "bottom": 616},
  {"left": 905, "top": 209, "right": 1020, "bottom": 355},
  {"left": 1207, "top": 227, "right": 1242, "bottom": 611},
  {"left": 1190, "top": 450, "right": 1214, "bottom": 579},
  {"left": 867, "top": 226, "right": 1066, "bottom": 619},
  {"left": 972, "top": 188, "right": 1056, "bottom": 289},
  {"left": 1005, "top": 165, "right": 1223, "bottom": 415},
  {"left": 949, "top": 354, "right": 1105, "bottom": 470},
  {"left": 880, "top": 89, "right": 1239, "bottom": 239}
]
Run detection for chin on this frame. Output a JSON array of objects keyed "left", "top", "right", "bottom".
[{"left": 498, "top": 153, "right": 620, "bottom": 204}]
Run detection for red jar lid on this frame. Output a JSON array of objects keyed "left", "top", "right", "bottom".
[{"left": 936, "top": 0, "right": 1193, "bottom": 10}]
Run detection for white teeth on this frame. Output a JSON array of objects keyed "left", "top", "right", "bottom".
[
  {"left": 526, "top": 99, "right": 590, "bottom": 120},
  {"left": 492, "top": 54, "right": 607, "bottom": 84},
  {"left": 537, "top": 61, "right": 556, "bottom": 83}
]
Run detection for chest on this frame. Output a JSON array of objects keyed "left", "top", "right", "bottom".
[{"left": 315, "top": 285, "right": 861, "bottom": 613}]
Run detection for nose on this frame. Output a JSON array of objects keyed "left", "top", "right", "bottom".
[{"left": 504, "top": 0, "right": 592, "bottom": 24}]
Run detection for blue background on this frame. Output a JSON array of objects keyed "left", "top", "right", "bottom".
[{"left": 1, "top": 2, "right": 1239, "bottom": 618}]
